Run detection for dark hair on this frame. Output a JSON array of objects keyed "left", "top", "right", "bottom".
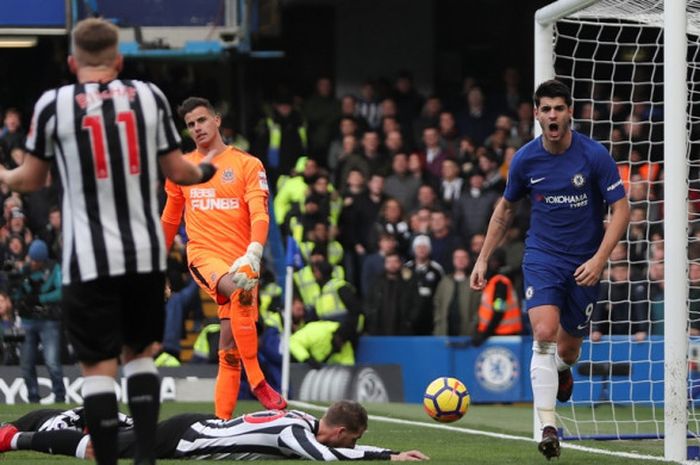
[
  {"left": 178, "top": 97, "right": 216, "bottom": 119},
  {"left": 533, "top": 79, "right": 572, "bottom": 107},
  {"left": 323, "top": 401, "right": 368, "bottom": 432}
]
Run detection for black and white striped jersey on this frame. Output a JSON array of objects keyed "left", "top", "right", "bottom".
[
  {"left": 164, "top": 410, "right": 394, "bottom": 461},
  {"left": 24, "top": 80, "right": 181, "bottom": 284},
  {"left": 12, "top": 407, "right": 133, "bottom": 433}
]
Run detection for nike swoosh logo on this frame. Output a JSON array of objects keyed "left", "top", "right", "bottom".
[{"left": 530, "top": 177, "right": 546, "bottom": 184}]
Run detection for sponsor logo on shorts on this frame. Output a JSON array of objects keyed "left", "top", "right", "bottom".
[{"left": 526, "top": 286, "right": 534, "bottom": 300}]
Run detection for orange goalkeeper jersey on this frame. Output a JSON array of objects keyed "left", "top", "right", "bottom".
[{"left": 161, "top": 147, "right": 269, "bottom": 263}]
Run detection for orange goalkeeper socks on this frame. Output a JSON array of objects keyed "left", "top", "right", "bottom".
[
  {"left": 229, "top": 296, "right": 265, "bottom": 389},
  {"left": 215, "top": 348, "right": 241, "bottom": 420}
]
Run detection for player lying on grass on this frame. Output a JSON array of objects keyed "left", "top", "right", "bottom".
[{"left": 0, "top": 401, "right": 428, "bottom": 462}]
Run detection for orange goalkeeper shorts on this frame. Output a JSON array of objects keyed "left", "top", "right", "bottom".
[{"left": 187, "top": 251, "right": 259, "bottom": 319}]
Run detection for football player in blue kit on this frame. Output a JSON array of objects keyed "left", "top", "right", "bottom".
[{"left": 470, "top": 80, "right": 630, "bottom": 460}]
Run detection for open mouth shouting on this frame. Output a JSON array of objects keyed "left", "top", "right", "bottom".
[{"left": 547, "top": 122, "right": 561, "bottom": 139}]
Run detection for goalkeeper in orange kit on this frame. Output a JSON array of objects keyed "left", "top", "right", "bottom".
[{"left": 161, "top": 97, "right": 286, "bottom": 419}]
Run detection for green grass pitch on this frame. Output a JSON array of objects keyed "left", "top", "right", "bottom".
[{"left": 0, "top": 401, "right": 669, "bottom": 464}]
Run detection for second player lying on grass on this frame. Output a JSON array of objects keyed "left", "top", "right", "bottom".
[{"left": 0, "top": 401, "right": 428, "bottom": 462}]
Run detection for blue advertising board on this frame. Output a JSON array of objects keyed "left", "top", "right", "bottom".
[
  {"left": 0, "top": 0, "right": 65, "bottom": 27},
  {"left": 357, "top": 335, "right": 669, "bottom": 405}
]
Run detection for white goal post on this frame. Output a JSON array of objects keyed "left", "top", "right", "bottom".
[{"left": 534, "top": 1, "right": 696, "bottom": 462}]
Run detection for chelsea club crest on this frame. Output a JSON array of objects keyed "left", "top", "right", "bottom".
[
  {"left": 475, "top": 347, "right": 519, "bottom": 392},
  {"left": 571, "top": 173, "right": 585, "bottom": 188},
  {"left": 222, "top": 168, "right": 234, "bottom": 183}
]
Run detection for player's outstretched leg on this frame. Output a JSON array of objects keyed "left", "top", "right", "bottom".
[
  {"left": 229, "top": 291, "right": 286, "bottom": 410},
  {"left": 557, "top": 367, "right": 574, "bottom": 403},
  {"left": 538, "top": 426, "right": 561, "bottom": 460}
]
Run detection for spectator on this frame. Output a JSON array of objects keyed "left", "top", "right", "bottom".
[
  {"left": 273, "top": 156, "right": 319, "bottom": 227},
  {"left": 452, "top": 172, "right": 499, "bottom": 240},
  {"left": 339, "top": 94, "right": 364, "bottom": 127},
  {"left": 162, "top": 235, "right": 203, "bottom": 361},
  {"left": 5, "top": 207, "right": 33, "bottom": 246},
  {"left": 413, "top": 96, "right": 442, "bottom": 147},
  {"left": 359, "top": 130, "right": 390, "bottom": 177},
  {"left": 15, "top": 239, "right": 64, "bottom": 403},
  {"left": 5, "top": 234, "right": 27, "bottom": 270},
  {"left": 438, "top": 158, "right": 464, "bottom": 209},
  {"left": 438, "top": 110, "right": 460, "bottom": 157},
  {"left": 361, "top": 233, "right": 398, "bottom": 298},
  {"left": 303, "top": 76, "right": 340, "bottom": 162},
  {"left": 590, "top": 262, "right": 648, "bottom": 342},
  {"left": 494, "top": 67, "right": 527, "bottom": 117},
  {"left": 327, "top": 116, "right": 359, "bottom": 173},
  {"left": 365, "top": 251, "right": 417, "bottom": 335},
  {"left": 370, "top": 198, "right": 411, "bottom": 257},
  {"left": 408, "top": 152, "right": 435, "bottom": 187},
  {"left": 352, "top": 85, "right": 376, "bottom": 130},
  {"left": 0, "top": 290, "right": 20, "bottom": 365},
  {"left": 405, "top": 235, "right": 444, "bottom": 335},
  {"left": 516, "top": 100, "right": 535, "bottom": 143},
  {"left": 383, "top": 129, "right": 405, "bottom": 158},
  {"left": 415, "top": 184, "right": 440, "bottom": 212},
  {"left": 336, "top": 135, "right": 369, "bottom": 187},
  {"left": 384, "top": 153, "right": 420, "bottom": 212},
  {"left": 300, "top": 221, "right": 344, "bottom": 266},
  {"left": 478, "top": 152, "right": 506, "bottom": 194},
  {"left": 310, "top": 260, "right": 362, "bottom": 330},
  {"left": 408, "top": 207, "right": 431, "bottom": 238},
  {"left": 393, "top": 71, "right": 424, "bottom": 139},
  {"left": 254, "top": 92, "right": 308, "bottom": 187},
  {"left": 472, "top": 249, "right": 522, "bottom": 346},
  {"left": 428, "top": 209, "right": 462, "bottom": 274},
  {"left": 456, "top": 85, "right": 494, "bottom": 146},
  {"left": 419, "top": 127, "right": 450, "bottom": 179},
  {"left": 433, "top": 248, "right": 481, "bottom": 336},
  {"left": 294, "top": 247, "right": 345, "bottom": 307},
  {"left": 468, "top": 233, "right": 486, "bottom": 264},
  {"left": 0, "top": 108, "right": 25, "bottom": 168}
]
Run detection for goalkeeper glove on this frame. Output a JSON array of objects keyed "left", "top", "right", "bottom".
[{"left": 229, "top": 242, "right": 263, "bottom": 291}]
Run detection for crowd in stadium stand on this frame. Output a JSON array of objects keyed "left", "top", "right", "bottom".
[{"left": 0, "top": 67, "right": 683, "bottom": 382}]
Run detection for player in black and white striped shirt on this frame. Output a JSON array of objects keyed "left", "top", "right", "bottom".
[
  {"left": 0, "top": 18, "right": 216, "bottom": 465},
  {"left": 0, "top": 401, "right": 427, "bottom": 462}
]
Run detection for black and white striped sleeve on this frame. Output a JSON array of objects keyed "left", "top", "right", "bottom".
[
  {"left": 277, "top": 425, "right": 392, "bottom": 461},
  {"left": 147, "top": 82, "right": 181, "bottom": 155},
  {"left": 24, "top": 89, "right": 57, "bottom": 160}
]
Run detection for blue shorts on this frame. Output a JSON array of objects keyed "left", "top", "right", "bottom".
[{"left": 522, "top": 258, "right": 599, "bottom": 337}]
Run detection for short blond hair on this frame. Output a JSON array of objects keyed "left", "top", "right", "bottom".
[{"left": 71, "top": 18, "right": 119, "bottom": 67}]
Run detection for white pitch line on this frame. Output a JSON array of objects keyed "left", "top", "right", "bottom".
[{"left": 289, "top": 400, "right": 676, "bottom": 463}]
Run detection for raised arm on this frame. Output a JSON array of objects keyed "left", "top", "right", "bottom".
[
  {"left": 158, "top": 149, "right": 216, "bottom": 186},
  {"left": 470, "top": 197, "right": 517, "bottom": 290}
]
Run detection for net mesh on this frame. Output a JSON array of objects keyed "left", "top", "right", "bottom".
[{"left": 549, "top": 0, "right": 700, "bottom": 440}]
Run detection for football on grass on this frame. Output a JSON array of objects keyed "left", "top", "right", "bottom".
[{"left": 423, "top": 376, "right": 470, "bottom": 423}]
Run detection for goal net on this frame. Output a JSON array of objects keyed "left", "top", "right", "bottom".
[{"left": 535, "top": 0, "right": 700, "bottom": 453}]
